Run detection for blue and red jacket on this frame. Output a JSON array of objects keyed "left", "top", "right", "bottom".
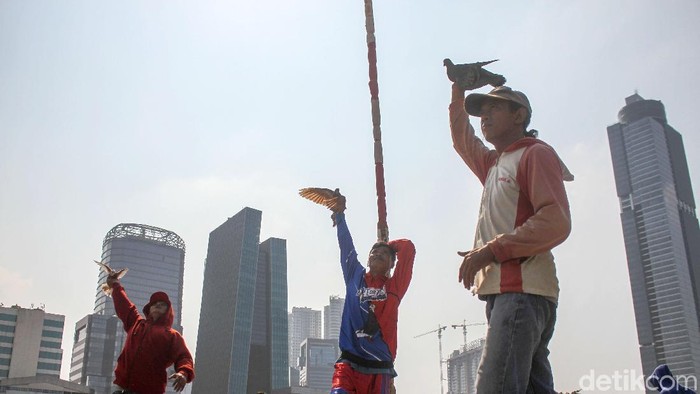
[{"left": 335, "top": 213, "right": 415, "bottom": 364}]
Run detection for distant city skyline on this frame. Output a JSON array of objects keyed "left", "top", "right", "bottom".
[
  {"left": 608, "top": 93, "right": 700, "bottom": 376},
  {"left": 289, "top": 306, "right": 322, "bottom": 372}
]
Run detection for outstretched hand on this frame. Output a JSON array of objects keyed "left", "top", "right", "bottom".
[
  {"left": 457, "top": 245, "right": 495, "bottom": 289},
  {"left": 106, "top": 272, "right": 121, "bottom": 288},
  {"left": 169, "top": 372, "right": 187, "bottom": 392},
  {"left": 330, "top": 190, "right": 346, "bottom": 227}
]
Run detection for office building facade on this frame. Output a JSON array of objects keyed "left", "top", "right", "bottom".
[
  {"left": 70, "top": 223, "right": 187, "bottom": 394},
  {"left": 193, "top": 207, "right": 289, "bottom": 394},
  {"left": 298, "top": 338, "right": 338, "bottom": 389},
  {"left": 608, "top": 93, "right": 700, "bottom": 377},
  {"left": 69, "top": 314, "right": 122, "bottom": 394},
  {"left": 0, "top": 305, "right": 64, "bottom": 379}
]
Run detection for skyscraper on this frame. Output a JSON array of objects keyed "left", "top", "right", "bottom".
[
  {"left": 323, "top": 296, "right": 344, "bottom": 342},
  {"left": 608, "top": 93, "right": 700, "bottom": 377},
  {"left": 0, "top": 305, "right": 64, "bottom": 378},
  {"left": 70, "top": 223, "right": 187, "bottom": 394},
  {"left": 289, "top": 307, "right": 322, "bottom": 371},
  {"left": 94, "top": 223, "right": 187, "bottom": 330},
  {"left": 193, "top": 207, "right": 289, "bottom": 394}
]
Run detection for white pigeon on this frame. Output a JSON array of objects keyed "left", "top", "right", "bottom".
[{"left": 94, "top": 260, "right": 128, "bottom": 297}]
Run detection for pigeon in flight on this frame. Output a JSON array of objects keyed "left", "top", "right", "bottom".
[
  {"left": 94, "top": 260, "right": 128, "bottom": 296},
  {"left": 443, "top": 58, "right": 506, "bottom": 90}
]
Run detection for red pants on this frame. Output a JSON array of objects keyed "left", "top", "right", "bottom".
[{"left": 330, "top": 362, "right": 393, "bottom": 394}]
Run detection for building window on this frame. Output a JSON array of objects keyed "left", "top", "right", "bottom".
[
  {"left": 41, "top": 330, "right": 63, "bottom": 339},
  {"left": 43, "top": 319, "right": 64, "bottom": 329}
]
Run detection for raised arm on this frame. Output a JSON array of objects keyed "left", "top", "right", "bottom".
[
  {"left": 335, "top": 212, "right": 363, "bottom": 283},
  {"left": 449, "top": 83, "right": 498, "bottom": 184},
  {"left": 109, "top": 281, "right": 142, "bottom": 331},
  {"left": 387, "top": 238, "right": 415, "bottom": 299}
]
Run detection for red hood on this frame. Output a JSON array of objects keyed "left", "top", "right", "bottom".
[{"left": 142, "top": 291, "right": 174, "bottom": 327}]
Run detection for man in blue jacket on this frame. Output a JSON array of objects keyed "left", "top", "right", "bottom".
[{"left": 322, "top": 190, "right": 416, "bottom": 394}]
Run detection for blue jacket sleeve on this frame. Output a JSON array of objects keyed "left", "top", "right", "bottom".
[{"left": 335, "top": 213, "right": 362, "bottom": 284}]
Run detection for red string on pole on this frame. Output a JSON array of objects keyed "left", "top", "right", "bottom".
[{"left": 363, "top": 0, "right": 388, "bottom": 242}]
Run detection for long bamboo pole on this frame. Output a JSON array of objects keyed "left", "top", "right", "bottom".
[{"left": 363, "top": 0, "right": 388, "bottom": 242}]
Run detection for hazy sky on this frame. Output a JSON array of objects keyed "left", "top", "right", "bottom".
[{"left": 1, "top": 1, "right": 699, "bottom": 393}]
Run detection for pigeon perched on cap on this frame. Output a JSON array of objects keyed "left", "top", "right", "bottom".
[{"left": 443, "top": 58, "right": 506, "bottom": 91}]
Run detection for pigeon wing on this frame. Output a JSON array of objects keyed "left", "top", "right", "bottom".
[
  {"left": 115, "top": 268, "right": 128, "bottom": 280},
  {"left": 299, "top": 187, "right": 342, "bottom": 210},
  {"left": 94, "top": 260, "right": 114, "bottom": 275}
]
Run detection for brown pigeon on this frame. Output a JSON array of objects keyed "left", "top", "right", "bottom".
[
  {"left": 299, "top": 187, "right": 347, "bottom": 226},
  {"left": 443, "top": 58, "right": 506, "bottom": 90},
  {"left": 94, "top": 260, "right": 128, "bottom": 297},
  {"left": 299, "top": 187, "right": 346, "bottom": 210}
]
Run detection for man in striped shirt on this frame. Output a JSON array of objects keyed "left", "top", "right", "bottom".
[{"left": 449, "top": 83, "right": 573, "bottom": 393}]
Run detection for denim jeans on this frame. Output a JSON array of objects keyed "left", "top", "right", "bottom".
[{"left": 475, "top": 293, "right": 557, "bottom": 394}]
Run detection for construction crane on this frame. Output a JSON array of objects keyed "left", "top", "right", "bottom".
[
  {"left": 451, "top": 320, "right": 486, "bottom": 347},
  {"left": 414, "top": 324, "right": 448, "bottom": 394}
]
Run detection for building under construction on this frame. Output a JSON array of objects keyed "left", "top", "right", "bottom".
[{"left": 446, "top": 338, "right": 485, "bottom": 394}]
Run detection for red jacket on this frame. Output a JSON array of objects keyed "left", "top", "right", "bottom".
[{"left": 112, "top": 282, "right": 195, "bottom": 394}]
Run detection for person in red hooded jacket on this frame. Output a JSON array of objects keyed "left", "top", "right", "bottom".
[{"left": 106, "top": 274, "right": 195, "bottom": 394}]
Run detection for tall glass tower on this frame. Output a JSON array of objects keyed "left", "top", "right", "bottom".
[
  {"left": 193, "top": 207, "right": 289, "bottom": 394},
  {"left": 608, "top": 93, "right": 700, "bottom": 377},
  {"left": 70, "top": 223, "right": 187, "bottom": 394}
]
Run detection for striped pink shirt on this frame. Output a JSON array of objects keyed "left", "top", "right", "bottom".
[{"left": 449, "top": 100, "right": 573, "bottom": 301}]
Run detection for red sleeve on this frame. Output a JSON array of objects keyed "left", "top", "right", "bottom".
[
  {"left": 387, "top": 239, "right": 415, "bottom": 299},
  {"left": 111, "top": 282, "right": 142, "bottom": 331},
  {"left": 487, "top": 144, "right": 571, "bottom": 261},
  {"left": 449, "top": 95, "right": 498, "bottom": 184},
  {"left": 170, "top": 332, "right": 195, "bottom": 382}
]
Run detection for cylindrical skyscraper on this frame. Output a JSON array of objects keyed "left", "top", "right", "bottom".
[{"left": 94, "top": 223, "right": 186, "bottom": 329}]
